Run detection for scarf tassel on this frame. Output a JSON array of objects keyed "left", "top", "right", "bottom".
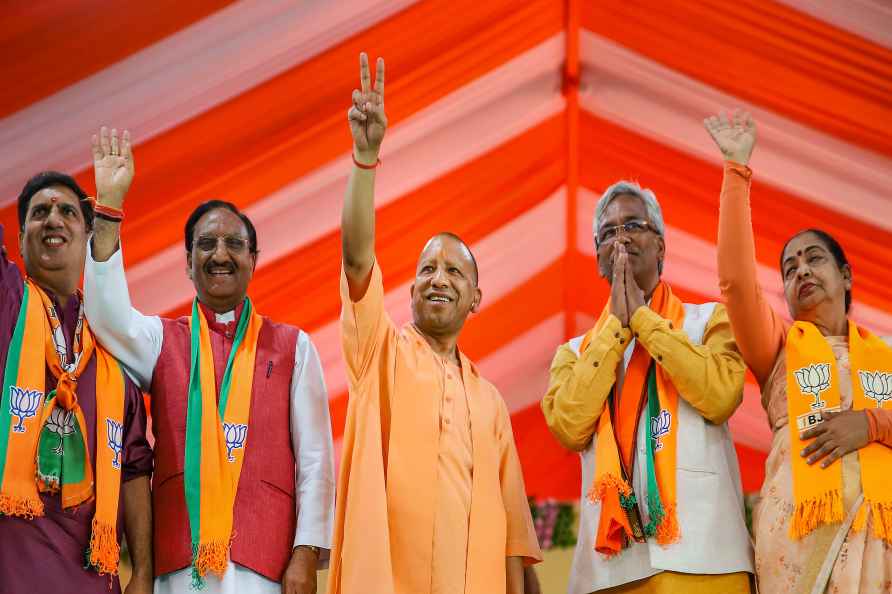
[
  {"left": 190, "top": 540, "right": 230, "bottom": 589},
  {"left": 0, "top": 492, "right": 43, "bottom": 518},
  {"left": 851, "top": 499, "right": 892, "bottom": 544},
  {"left": 587, "top": 473, "right": 632, "bottom": 504},
  {"left": 654, "top": 502, "right": 680, "bottom": 545},
  {"left": 85, "top": 518, "right": 120, "bottom": 575},
  {"left": 790, "top": 489, "right": 843, "bottom": 539}
]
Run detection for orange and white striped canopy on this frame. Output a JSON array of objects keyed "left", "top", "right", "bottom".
[{"left": 2, "top": 0, "right": 891, "bottom": 497}]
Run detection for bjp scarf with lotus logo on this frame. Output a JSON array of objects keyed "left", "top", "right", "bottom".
[
  {"left": 786, "top": 321, "right": 892, "bottom": 543},
  {"left": 580, "top": 282, "right": 684, "bottom": 557},
  {"left": 0, "top": 280, "right": 126, "bottom": 575},
  {"left": 184, "top": 298, "right": 262, "bottom": 588}
]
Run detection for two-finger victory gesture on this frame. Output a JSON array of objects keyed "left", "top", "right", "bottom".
[
  {"left": 92, "top": 126, "right": 135, "bottom": 209},
  {"left": 348, "top": 52, "right": 387, "bottom": 166}
]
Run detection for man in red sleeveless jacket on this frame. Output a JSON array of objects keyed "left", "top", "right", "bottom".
[{"left": 84, "top": 127, "right": 334, "bottom": 594}]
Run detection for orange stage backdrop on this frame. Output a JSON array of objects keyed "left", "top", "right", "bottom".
[{"left": 2, "top": 0, "right": 891, "bottom": 502}]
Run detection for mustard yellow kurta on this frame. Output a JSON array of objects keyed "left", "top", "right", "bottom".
[{"left": 328, "top": 262, "right": 542, "bottom": 594}]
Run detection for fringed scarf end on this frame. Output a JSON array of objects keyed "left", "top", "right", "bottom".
[
  {"left": 654, "top": 502, "right": 680, "bottom": 545},
  {"left": 587, "top": 474, "right": 632, "bottom": 504},
  {"left": 853, "top": 499, "right": 892, "bottom": 544},
  {"left": 85, "top": 518, "right": 120, "bottom": 575},
  {"left": 190, "top": 540, "right": 229, "bottom": 589},
  {"left": 0, "top": 492, "right": 44, "bottom": 518},
  {"left": 790, "top": 489, "right": 843, "bottom": 539}
]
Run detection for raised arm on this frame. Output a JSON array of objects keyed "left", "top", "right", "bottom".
[
  {"left": 342, "top": 53, "right": 387, "bottom": 301},
  {"left": 84, "top": 127, "right": 162, "bottom": 390},
  {"left": 705, "top": 111, "right": 787, "bottom": 386},
  {"left": 90, "top": 126, "right": 133, "bottom": 262}
]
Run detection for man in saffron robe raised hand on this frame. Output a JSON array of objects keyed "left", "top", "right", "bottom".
[
  {"left": 0, "top": 170, "right": 153, "bottom": 594},
  {"left": 85, "top": 127, "right": 335, "bottom": 594},
  {"left": 328, "top": 52, "right": 542, "bottom": 594}
]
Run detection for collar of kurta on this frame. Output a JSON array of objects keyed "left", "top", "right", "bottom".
[
  {"left": 405, "top": 323, "right": 480, "bottom": 378},
  {"left": 197, "top": 300, "right": 243, "bottom": 334}
]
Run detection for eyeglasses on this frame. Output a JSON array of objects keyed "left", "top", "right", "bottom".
[
  {"left": 193, "top": 235, "right": 251, "bottom": 254},
  {"left": 596, "top": 219, "right": 658, "bottom": 246}
]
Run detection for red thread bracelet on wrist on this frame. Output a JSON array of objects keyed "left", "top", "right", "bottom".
[
  {"left": 90, "top": 197, "right": 125, "bottom": 221},
  {"left": 352, "top": 154, "right": 381, "bottom": 169}
]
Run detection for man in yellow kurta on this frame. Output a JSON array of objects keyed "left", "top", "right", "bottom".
[
  {"left": 328, "top": 53, "right": 542, "bottom": 594},
  {"left": 541, "top": 179, "right": 754, "bottom": 593}
]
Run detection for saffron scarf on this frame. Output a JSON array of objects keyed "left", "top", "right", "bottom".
[
  {"left": 184, "top": 298, "right": 262, "bottom": 587},
  {"left": 581, "top": 282, "right": 685, "bottom": 556},
  {"left": 786, "top": 320, "right": 892, "bottom": 542},
  {"left": 0, "top": 279, "right": 126, "bottom": 574}
]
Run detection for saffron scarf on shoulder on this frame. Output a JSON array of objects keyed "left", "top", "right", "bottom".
[
  {"left": 786, "top": 321, "right": 892, "bottom": 543},
  {"left": 580, "top": 282, "right": 684, "bottom": 556},
  {"left": 184, "top": 297, "right": 263, "bottom": 587},
  {"left": 0, "top": 279, "right": 126, "bottom": 574}
]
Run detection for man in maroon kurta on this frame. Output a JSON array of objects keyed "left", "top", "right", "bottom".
[{"left": 0, "top": 172, "right": 153, "bottom": 594}]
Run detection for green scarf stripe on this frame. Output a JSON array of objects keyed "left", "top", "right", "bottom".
[
  {"left": 216, "top": 299, "right": 252, "bottom": 416},
  {"left": 184, "top": 299, "right": 204, "bottom": 548},
  {"left": 0, "top": 283, "right": 31, "bottom": 487},
  {"left": 643, "top": 364, "right": 666, "bottom": 538}
]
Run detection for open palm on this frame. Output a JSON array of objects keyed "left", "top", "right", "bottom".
[
  {"left": 704, "top": 110, "right": 756, "bottom": 165},
  {"left": 92, "top": 126, "right": 134, "bottom": 208},
  {"left": 348, "top": 53, "right": 387, "bottom": 157}
]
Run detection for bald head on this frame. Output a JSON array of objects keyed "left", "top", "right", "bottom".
[
  {"left": 423, "top": 232, "right": 478, "bottom": 286},
  {"left": 410, "top": 232, "right": 482, "bottom": 340}
]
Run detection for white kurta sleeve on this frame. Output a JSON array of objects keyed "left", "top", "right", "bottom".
[
  {"left": 291, "top": 330, "right": 335, "bottom": 558},
  {"left": 84, "top": 242, "right": 163, "bottom": 391}
]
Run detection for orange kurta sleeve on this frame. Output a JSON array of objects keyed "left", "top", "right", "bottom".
[
  {"left": 717, "top": 161, "right": 788, "bottom": 386},
  {"left": 866, "top": 409, "right": 892, "bottom": 447},
  {"left": 340, "top": 260, "right": 395, "bottom": 385},
  {"left": 495, "top": 398, "right": 542, "bottom": 564}
]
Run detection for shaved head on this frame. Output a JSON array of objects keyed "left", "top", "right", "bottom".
[
  {"left": 410, "top": 232, "right": 482, "bottom": 339},
  {"left": 425, "top": 232, "right": 478, "bottom": 286}
]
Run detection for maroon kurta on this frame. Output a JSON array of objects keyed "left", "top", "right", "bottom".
[{"left": 0, "top": 226, "right": 153, "bottom": 594}]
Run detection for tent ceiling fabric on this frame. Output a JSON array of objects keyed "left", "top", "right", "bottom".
[{"left": 2, "top": 0, "right": 890, "bottom": 497}]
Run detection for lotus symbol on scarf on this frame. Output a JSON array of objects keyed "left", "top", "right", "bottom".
[
  {"left": 223, "top": 423, "right": 248, "bottom": 462},
  {"left": 9, "top": 386, "right": 43, "bottom": 433},
  {"left": 858, "top": 370, "right": 892, "bottom": 408},
  {"left": 46, "top": 407, "right": 77, "bottom": 454},
  {"left": 650, "top": 409, "right": 672, "bottom": 451},
  {"left": 793, "top": 363, "right": 831, "bottom": 410},
  {"left": 106, "top": 419, "right": 123, "bottom": 469}
]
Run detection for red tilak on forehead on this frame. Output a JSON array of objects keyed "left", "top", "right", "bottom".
[{"left": 50, "top": 196, "right": 58, "bottom": 204}]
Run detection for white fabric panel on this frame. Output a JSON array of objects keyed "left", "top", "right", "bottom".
[
  {"left": 775, "top": 0, "right": 892, "bottom": 48},
  {"left": 0, "top": 0, "right": 419, "bottom": 204}
]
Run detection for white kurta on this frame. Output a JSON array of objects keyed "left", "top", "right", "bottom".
[{"left": 84, "top": 244, "right": 335, "bottom": 593}]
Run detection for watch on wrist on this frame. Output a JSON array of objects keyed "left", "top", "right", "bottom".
[{"left": 294, "top": 544, "right": 321, "bottom": 556}]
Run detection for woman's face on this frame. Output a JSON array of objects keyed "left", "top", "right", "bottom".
[{"left": 781, "top": 231, "right": 850, "bottom": 322}]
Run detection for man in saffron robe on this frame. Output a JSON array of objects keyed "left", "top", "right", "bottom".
[
  {"left": 328, "top": 52, "right": 542, "bottom": 594},
  {"left": 0, "top": 171, "right": 153, "bottom": 594},
  {"left": 85, "top": 127, "right": 334, "bottom": 594}
]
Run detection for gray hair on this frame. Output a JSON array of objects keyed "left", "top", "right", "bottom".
[{"left": 593, "top": 180, "right": 665, "bottom": 245}]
